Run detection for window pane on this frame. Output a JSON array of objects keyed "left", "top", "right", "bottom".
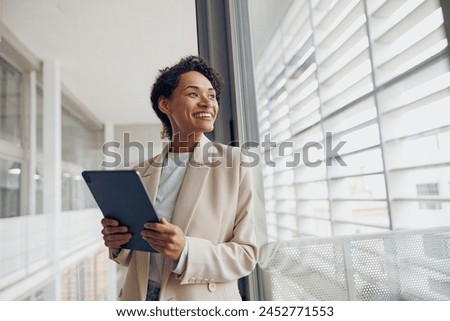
[
  {"left": 380, "top": 54, "right": 450, "bottom": 229},
  {"left": 323, "top": 97, "right": 378, "bottom": 134},
  {"left": 329, "top": 148, "right": 384, "bottom": 178},
  {"left": 0, "top": 56, "right": 22, "bottom": 146},
  {"left": 61, "top": 107, "right": 103, "bottom": 169},
  {"left": 337, "top": 123, "right": 381, "bottom": 155},
  {"left": 35, "top": 167, "right": 43, "bottom": 214},
  {"left": 389, "top": 167, "right": 450, "bottom": 199},
  {"left": 312, "top": 0, "right": 373, "bottom": 115},
  {"left": 332, "top": 200, "right": 389, "bottom": 228},
  {"left": 0, "top": 159, "right": 21, "bottom": 218},
  {"left": 388, "top": 166, "right": 450, "bottom": 229},
  {"left": 249, "top": 0, "right": 450, "bottom": 239},
  {"left": 298, "top": 217, "right": 332, "bottom": 238},
  {"left": 384, "top": 133, "right": 450, "bottom": 171},
  {"left": 296, "top": 181, "right": 328, "bottom": 199},
  {"left": 391, "top": 200, "right": 450, "bottom": 229},
  {"left": 329, "top": 174, "right": 387, "bottom": 200},
  {"left": 294, "top": 162, "right": 327, "bottom": 183},
  {"left": 297, "top": 200, "right": 330, "bottom": 220},
  {"left": 62, "top": 172, "right": 72, "bottom": 211},
  {"left": 61, "top": 106, "right": 103, "bottom": 211},
  {"left": 333, "top": 222, "right": 389, "bottom": 236},
  {"left": 368, "top": 0, "right": 447, "bottom": 85},
  {"left": 73, "top": 174, "right": 95, "bottom": 210}
]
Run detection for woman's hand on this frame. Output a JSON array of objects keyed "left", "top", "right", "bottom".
[
  {"left": 101, "top": 218, "right": 132, "bottom": 249},
  {"left": 141, "top": 217, "right": 186, "bottom": 261}
]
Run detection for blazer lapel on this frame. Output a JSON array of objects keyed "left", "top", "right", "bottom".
[
  {"left": 140, "top": 143, "right": 169, "bottom": 203},
  {"left": 133, "top": 143, "right": 169, "bottom": 295},
  {"left": 160, "top": 135, "right": 213, "bottom": 291},
  {"left": 170, "top": 134, "right": 212, "bottom": 232}
]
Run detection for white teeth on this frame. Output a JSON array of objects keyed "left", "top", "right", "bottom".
[{"left": 193, "top": 112, "right": 212, "bottom": 118}]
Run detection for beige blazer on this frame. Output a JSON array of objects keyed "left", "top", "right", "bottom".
[{"left": 111, "top": 135, "right": 258, "bottom": 301}]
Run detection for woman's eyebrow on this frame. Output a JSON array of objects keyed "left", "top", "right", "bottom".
[{"left": 183, "top": 85, "right": 215, "bottom": 92}]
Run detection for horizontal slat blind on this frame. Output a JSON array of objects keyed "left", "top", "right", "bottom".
[{"left": 253, "top": 0, "right": 450, "bottom": 241}]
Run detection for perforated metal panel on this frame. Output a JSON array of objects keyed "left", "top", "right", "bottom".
[
  {"left": 260, "top": 239, "right": 348, "bottom": 300},
  {"left": 259, "top": 227, "right": 450, "bottom": 300},
  {"left": 350, "top": 237, "right": 400, "bottom": 300}
]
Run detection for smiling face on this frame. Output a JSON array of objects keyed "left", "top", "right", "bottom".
[{"left": 158, "top": 71, "right": 219, "bottom": 140}]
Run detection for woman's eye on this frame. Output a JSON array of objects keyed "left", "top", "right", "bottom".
[
  {"left": 208, "top": 95, "right": 216, "bottom": 99},
  {"left": 188, "top": 92, "right": 198, "bottom": 97}
]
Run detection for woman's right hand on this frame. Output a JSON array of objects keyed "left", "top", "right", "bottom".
[{"left": 101, "top": 218, "right": 132, "bottom": 249}]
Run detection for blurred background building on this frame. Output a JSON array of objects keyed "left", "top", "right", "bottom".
[{"left": 1, "top": 0, "right": 449, "bottom": 301}]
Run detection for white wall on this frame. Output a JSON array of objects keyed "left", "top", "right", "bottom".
[{"left": 113, "top": 124, "right": 165, "bottom": 168}]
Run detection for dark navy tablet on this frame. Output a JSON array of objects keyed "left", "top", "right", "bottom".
[{"left": 82, "top": 170, "right": 159, "bottom": 252}]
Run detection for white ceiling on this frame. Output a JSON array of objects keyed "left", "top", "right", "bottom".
[{"left": 1, "top": 0, "right": 198, "bottom": 125}]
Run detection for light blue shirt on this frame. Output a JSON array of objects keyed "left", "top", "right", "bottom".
[{"left": 149, "top": 151, "right": 191, "bottom": 286}]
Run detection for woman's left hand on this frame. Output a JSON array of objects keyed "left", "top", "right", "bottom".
[{"left": 141, "top": 217, "right": 186, "bottom": 261}]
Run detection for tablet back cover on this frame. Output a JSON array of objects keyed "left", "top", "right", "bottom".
[{"left": 82, "top": 170, "right": 159, "bottom": 252}]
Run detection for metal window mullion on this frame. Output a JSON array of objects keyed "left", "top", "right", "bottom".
[
  {"left": 28, "top": 71, "right": 37, "bottom": 216},
  {"left": 278, "top": 22, "right": 300, "bottom": 240},
  {"left": 0, "top": 67, "right": 6, "bottom": 136},
  {"left": 362, "top": 0, "right": 394, "bottom": 231},
  {"left": 308, "top": 0, "right": 334, "bottom": 236},
  {"left": 440, "top": 0, "right": 450, "bottom": 56},
  {"left": 43, "top": 60, "right": 62, "bottom": 300},
  {"left": 20, "top": 68, "right": 29, "bottom": 217},
  {"left": 195, "top": 0, "right": 236, "bottom": 145},
  {"left": 200, "top": 0, "right": 268, "bottom": 301}
]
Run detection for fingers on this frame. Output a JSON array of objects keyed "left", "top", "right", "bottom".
[
  {"left": 140, "top": 222, "right": 177, "bottom": 241},
  {"left": 141, "top": 230, "right": 172, "bottom": 244},
  {"left": 143, "top": 237, "right": 181, "bottom": 261},
  {"left": 101, "top": 217, "right": 128, "bottom": 235},
  {"left": 148, "top": 243, "right": 168, "bottom": 256},
  {"left": 101, "top": 217, "right": 131, "bottom": 249},
  {"left": 101, "top": 217, "right": 119, "bottom": 227},
  {"left": 144, "top": 218, "right": 175, "bottom": 234},
  {"left": 103, "top": 233, "right": 132, "bottom": 248},
  {"left": 102, "top": 225, "right": 129, "bottom": 235},
  {"left": 140, "top": 219, "right": 185, "bottom": 261}
]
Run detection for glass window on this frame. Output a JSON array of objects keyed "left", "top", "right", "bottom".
[
  {"left": 61, "top": 172, "right": 72, "bottom": 211},
  {"left": 35, "top": 167, "right": 43, "bottom": 214},
  {"left": 416, "top": 183, "right": 441, "bottom": 210},
  {"left": 0, "top": 158, "right": 21, "bottom": 218},
  {"left": 61, "top": 106, "right": 103, "bottom": 210},
  {"left": 0, "top": 56, "right": 22, "bottom": 146},
  {"left": 60, "top": 250, "right": 108, "bottom": 300},
  {"left": 61, "top": 107, "right": 103, "bottom": 169},
  {"left": 249, "top": 0, "right": 450, "bottom": 240},
  {"left": 416, "top": 183, "right": 439, "bottom": 196}
]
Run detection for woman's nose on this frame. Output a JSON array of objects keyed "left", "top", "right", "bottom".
[{"left": 198, "top": 95, "right": 210, "bottom": 107}]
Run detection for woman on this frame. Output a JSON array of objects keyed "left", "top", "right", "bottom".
[{"left": 101, "top": 55, "right": 258, "bottom": 301}]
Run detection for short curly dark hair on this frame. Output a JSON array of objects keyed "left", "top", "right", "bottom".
[{"left": 150, "top": 55, "right": 223, "bottom": 139}]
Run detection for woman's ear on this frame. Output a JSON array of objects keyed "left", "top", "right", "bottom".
[{"left": 158, "top": 96, "right": 170, "bottom": 115}]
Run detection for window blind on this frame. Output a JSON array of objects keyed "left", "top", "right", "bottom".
[{"left": 254, "top": 0, "right": 450, "bottom": 241}]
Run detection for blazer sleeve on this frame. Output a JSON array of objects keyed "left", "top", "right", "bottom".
[
  {"left": 109, "top": 248, "right": 133, "bottom": 267},
  {"left": 177, "top": 154, "right": 258, "bottom": 284}
]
